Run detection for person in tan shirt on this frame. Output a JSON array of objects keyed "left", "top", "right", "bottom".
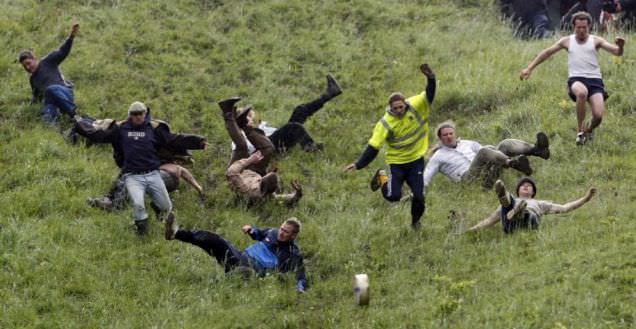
[
  {"left": 467, "top": 177, "right": 596, "bottom": 233},
  {"left": 220, "top": 97, "right": 302, "bottom": 204}
]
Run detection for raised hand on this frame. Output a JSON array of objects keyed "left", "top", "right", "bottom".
[{"left": 420, "top": 63, "right": 435, "bottom": 79}]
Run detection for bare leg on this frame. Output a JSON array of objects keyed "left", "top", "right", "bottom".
[
  {"left": 588, "top": 93, "right": 605, "bottom": 133},
  {"left": 570, "top": 81, "right": 589, "bottom": 133}
]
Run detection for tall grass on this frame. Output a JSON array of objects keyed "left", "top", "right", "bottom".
[{"left": 1, "top": 0, "right": 634, "bottom": 328}]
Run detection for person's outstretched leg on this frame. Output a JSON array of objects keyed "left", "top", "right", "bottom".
[
  {"left": 219, "top": 97, "right": 249, "bottom": 163},
  {"left": 569, "top": 81, "right": 589, "bottom": 144},
  {"left": 125, "top": 174, "right": 150, "bottom": 235},
  {"left": 288, "top": 74, "right": 342, "bottom": 124},
  {"left": 404, "top": 158, "right": 426, "bottom": 229},
  {"left": 588, "top": 93, "right": 605, "bottom": 134},
  {"left": 172, "top": 228, "right": 242, "bottom": 272},
  {"left": 380, "top": 164, "right": 406, "bottom": 202},
  {"left": 268, "top": 122, "right": 320, "bottom": 153},
  {"left": 44, "top": 85, "right": 77, "bottom": 119},
  {"left": 465, "top": 146, "right": 533, "bottom": 181},
  {"left": 496, "top": 132, "right": 550, "bottom": 160}
]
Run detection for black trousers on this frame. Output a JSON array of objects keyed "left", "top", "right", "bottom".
[
  {"left": 381, "top": 158, "right": 426, "bottom": 225},
  {"left": 268, "top": 95, "right": 328, "bottom": 152},
  {"left": 174, "top": 229, "right": 246, "bottom": 272}
]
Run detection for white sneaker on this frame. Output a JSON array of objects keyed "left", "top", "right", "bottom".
[{"left": 575, "top": 132, "right": 586, "bottom": 145}]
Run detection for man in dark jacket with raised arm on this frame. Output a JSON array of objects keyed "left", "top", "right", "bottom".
[
  {"left": 75, "top": 101, "right": 207, "bottom": 235},
  {"left": 344, "top": 63, "right": 436, "bottom": 230},
  {"left": 19, "top": 22, "right": 80, "bottom": 123},
  {"left": 165, "top": 217, "right": 308, "bottom": 292}
]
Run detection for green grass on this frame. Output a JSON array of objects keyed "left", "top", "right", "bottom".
[{"left": 1, "top": 0, "right": 635, "bottom": 328}]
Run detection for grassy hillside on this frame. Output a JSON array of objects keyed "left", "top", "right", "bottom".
[{"left": 1, "top": 0, "right": 635, "bottom": 328}]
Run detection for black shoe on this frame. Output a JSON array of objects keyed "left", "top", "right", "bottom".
[
  {"left": 370, "top": 169, "right": 387, "bottom": 192},
  {"left": 533, "top": 132, "right": 550, "bottom": 159},
  {"left": 164, "top": 213, "right": 178, "bottom": 240},
  {"left": 134, "top": 220, "right": 148, "bottom": 236},
  {"left": 325, "top": 74, "right": 342, "bottom": 99},
  {"left": 218, "top": 97, "right": 242, "bottom": 114},
  {"left": 509, "top": 156, "right": 533, "bottom": 176}
]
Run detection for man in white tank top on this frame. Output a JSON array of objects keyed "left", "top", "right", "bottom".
[{"left": 520, "top": 11, "right": 625, "bottom": 145}]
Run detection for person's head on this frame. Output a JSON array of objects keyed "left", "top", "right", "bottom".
[
  {"left": 260, "top": 171, "right": 279, "bottom": 196},
  {"left": 516, "top": 177, "right": 537, "bottom": 198},
  {"left": 388, "top": 92, "right": 408, "bottom": 117},
  {"left": 236, "top": 105, "right": 254, "bottom": 128},
  {"left": 18, "top": 50, "right": 39, "bottom": 73},
  {"left": 128, "top": 101, "right": 148, "bottom": 125},
  {"left": 571, "top": 11, "right": 592, "bottom": 40},
  {"left": 436, "top": 120, "right": 457, "bottom": 147},
  {"left": 277, "top": 217, "right": 301, "bottom": 242}
]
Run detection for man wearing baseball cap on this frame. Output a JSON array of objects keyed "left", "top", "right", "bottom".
[{"left": 75, "top": 101, "right": 208, "bottom": 235}]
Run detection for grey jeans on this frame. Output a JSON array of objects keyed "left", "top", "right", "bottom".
[
  {"left": 124, "top": 170, "right": 172, "bottom": 223},
  {"left": 463, "top": 139, "right": 533, "bottom": 183}
]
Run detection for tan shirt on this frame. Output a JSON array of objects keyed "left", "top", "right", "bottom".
[
  {"left": 469, "top": 195, "right": 591, "bottom": 231},
  {"left": 227, "top": 158, "right": 263, "bottom": 199}
]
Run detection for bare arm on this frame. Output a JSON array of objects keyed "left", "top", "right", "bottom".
[
  {"left": 466, "top": 209, "right": 501, "bottom": 232},
  {"left": 177, "top": 166, "right": 203, "bottom": 195},
  {"left": 596, "top": 36, "right": 624, "bottom": 56},
  {"left": 545, "top": 188, "right": 596, "bottom": 214},
  {"left": 520, "top": 38, "right": 568, "bottom": 80}
]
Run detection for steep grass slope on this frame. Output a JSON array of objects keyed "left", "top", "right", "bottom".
[{"left": 1, "top": 0, "right": 635, "bottom": 328}]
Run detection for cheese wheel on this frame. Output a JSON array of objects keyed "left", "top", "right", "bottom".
[{"left": 353, "top": 274, "right": 369, "bottom": 305}]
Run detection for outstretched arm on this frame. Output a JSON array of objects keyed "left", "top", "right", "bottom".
[
  {"left": 48, "top": 23, "right": 79, "bottom": 65},
  {"left": 344, "top": 145, "right": 380, "bottom": 172},
  {"left": 520, "top": 37, "right": 568, "bottom": 80},
  {"left": 545, "top": 187, "right": 596, "bottom": 214},
  {"left": 466, "top": 209, "right": 501, "bottom": 232},
  {"left": 420, "top": 64, "right": 436, "bottom": 104},
  {"left": 177, "top": 166, "right": 203, "bottom": 195},
  {"left": 596, "top": 36, "right": 624, "bottom": 56}
]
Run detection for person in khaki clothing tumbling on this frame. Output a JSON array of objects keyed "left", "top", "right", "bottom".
[
  {"left": 219, "top": 97, "right": 301, "bottom": 204},
  {"left": 466, "top": 177, "right": 596, "bottom": 234}
]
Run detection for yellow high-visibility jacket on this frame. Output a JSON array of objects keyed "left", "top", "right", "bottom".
[{"left": 368, "top": 92, "right": 430, "bottom": 164}]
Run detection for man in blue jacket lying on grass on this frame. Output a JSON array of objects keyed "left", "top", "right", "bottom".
[{"left": 165, "top": 216, "right": 308, "bottom": 292}]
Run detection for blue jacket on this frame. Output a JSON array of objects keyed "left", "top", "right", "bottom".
[{"left": 245, "top": 227, "right": 307, "bottom": 291}]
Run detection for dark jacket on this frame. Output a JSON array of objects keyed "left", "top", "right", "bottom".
[
  {"left": 75, "top": 110, "right": 205, "bottom": 172},
  {"left": 30, "top": 37, "right": 74, "bottom": 102},
  {"left": 247, "top": 227, "right": 307, "bottom": 291}
]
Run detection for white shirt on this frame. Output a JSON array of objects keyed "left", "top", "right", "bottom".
[
  {"left": 568, "top": 34, "right": 602, "bottom": 79},
  {"left": 423, "top": 139, "right": 482, "bottom": 188},
  {"left": 230, "top": 121, "right": 278, "bottom": 154}
]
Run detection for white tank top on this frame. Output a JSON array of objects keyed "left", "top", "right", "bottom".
[{"left": 567, "top": 34, "right": 602, "bottom": 79}]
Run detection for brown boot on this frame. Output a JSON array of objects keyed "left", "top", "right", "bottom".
[
  {"left": 218, "top": 97, "right": 242, "bottom": 115},
  {"left": 494, "top": 180, "right": 511, "bottom": 208}
]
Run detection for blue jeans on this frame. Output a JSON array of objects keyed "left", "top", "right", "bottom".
[
  {"left": 40, "top": 85, "right": 76, "bottom": 123},
  {"left": 124, "top": 170, "right": 172, "bottom": 223}
]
